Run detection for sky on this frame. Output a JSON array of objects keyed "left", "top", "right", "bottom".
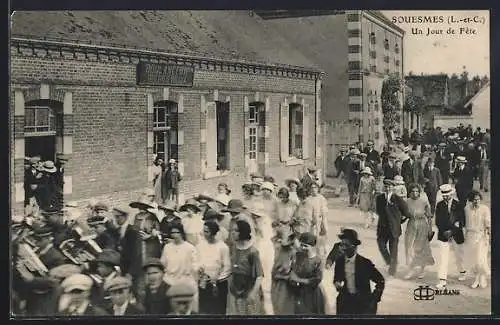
[{"left": 381, "top": 10, "right": 490, "bottom": 78}]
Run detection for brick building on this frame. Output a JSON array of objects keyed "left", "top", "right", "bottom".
[
  {"left": 10, "top": 11, "right": 324, "bottom": 214},
  {"left": 255, "top": 10, "right": 405, "bottom": 176}
]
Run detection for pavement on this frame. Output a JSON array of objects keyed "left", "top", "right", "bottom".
[{"left": 319, "top": 177, "right": 491, "bottom": 315}]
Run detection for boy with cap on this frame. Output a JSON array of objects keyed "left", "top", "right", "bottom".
[
  {"left": 142, "top": 258, "right": 172, "bottom": 315},
  {"left": 104, "top": 276, "right": 145, "bottom": 315},
  {"left": 334, "top": 228, "right": 385, "bottom": 315},
  {"left": 58, "top": 274, "right": 108, "bottom": 315},
  {"left": 166, "top": 281, "right": 197, "bottom": 315}
]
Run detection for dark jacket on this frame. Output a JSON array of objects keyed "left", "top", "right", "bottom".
[
  {"left": 401, "top": 158, "right": 424, "bottom": 186},
  {"left": 435, "top": 199, "right": 465, "bottom": 244},
  {"left": 39, "top": 245, "right": 68, "bottom": 269},
  {"left": 334, "top": 254, "right": 385, "bottom": 314},
  {"left": 119, "top": 225, "right": 143, "bottom": 278},
  {"left": 105, "top": 301, "right": 145, "bottom": 315},
  {"left": 382, "top": 163, "right": 399, "bottom": 180},
  {"left": 164, "top": 168, "right": 182, "bottom": 190},
  {"left": 452, "top": 166, "right": 474, "bottom": 198},
  {"left": 364, "top": 148, "right": 381, "bottom": 165},
  {"left": 334, "top": 154, "right": 348, "bottom": 177},
  {"left": 434, "top": 149, "right": 451, "bottom": 180},
  {"left": 143, "top": 281, "right": 172, "bottom": 315},
  {"left": 423, "top": 166, "right": 442, "bottom": 193},
  {"left": 375, "top": 193, "right": 410, "bottom": 238}
]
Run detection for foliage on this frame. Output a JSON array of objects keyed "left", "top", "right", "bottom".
[
  {"left": 381, "top": 75, "right": 403, "bottom": 131},
  {"left": 403, "top": 93, "right": 426, "bottom": 115}
]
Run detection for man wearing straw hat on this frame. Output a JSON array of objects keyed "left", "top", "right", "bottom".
[{"left": 434, "top": 184, "right": 467, "bottom": 289}]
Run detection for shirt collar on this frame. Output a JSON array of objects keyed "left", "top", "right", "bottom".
[
  {"left": 113, "top": 300, "right": 129, "bottom": 315},
  {"left": 345, "top": 253, "right": 357, "bottom": 263}
]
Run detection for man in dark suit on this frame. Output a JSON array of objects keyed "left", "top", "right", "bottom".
[
  {"left": 364, "top": 140, "right": 381, "bottom": 166},
  {"left": 334, "top": 228, "right": 385, "bottom": 315},
  {"left": 435, "top": 143, "right": 451, "bottom": 184},
  {"left": 401, "top": 152, "right": 425, "bottom": 191},
  {"left": 375, "top": 179, "right": 410, "bottom": 278},
  {"left": 382, "top": 153, "right": 399, "bottom": 180},
  {"left": 111, "top": 206, "right": 144, "bottom": 302},
  {"left": 452, "top": 156, "right": 474, "bottom": 205},
  {"left": 423, "top": 158, "right": 443, "bottom": 214},
  {"left": 477, "top": 142, "right": 490, "bottom": 192},
  {"left": 434, "top": 184, "right": 466, "bottom": 289},
  {"left": 104, "top": 276, "right": 145, "bottom": 315},
  {"left": 334, "top": 147, "right": 348, "bottom": 178},
  {"left": 142, "top": 258, "right": 172, "bottom": 315},
  {"left": 346, "top": 150, "right": 362, "bottom": 206}
]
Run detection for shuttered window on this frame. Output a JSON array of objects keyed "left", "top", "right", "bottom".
[{"left": 153, "top": 101, "right": 177, "bottom": 161}]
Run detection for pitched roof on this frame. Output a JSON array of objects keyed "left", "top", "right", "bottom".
[
  {"left": 464, "top": 82, "right": 490, "bottom": 107},
  {"left": 11, "top": 11, "right": 320, "bottom": 70}
]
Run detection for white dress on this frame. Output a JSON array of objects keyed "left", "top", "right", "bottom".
[{"left": 254, "top": 214, "right": 275, "bottom": 315}]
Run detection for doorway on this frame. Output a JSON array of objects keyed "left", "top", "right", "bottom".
[{"left": 25, "top": 136, "right": 56, "bottom": 161}]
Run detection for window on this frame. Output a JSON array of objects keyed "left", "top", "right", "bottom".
[
  {"left": 374, "top": 117, "right": 380, "bottom": 125},
  {"left": 289, "top": 104, "right": 303, "bottom": 159},
  {"left": 153, "top": 101, "right": 177, "bottom": 161},
  {"left": 369, "top": 32, "right": 376, "bottom": 45},
  {"left": 348, "top": 45, "right": 361, "bottom": 53},
  {"left": 384, "top": 68, "right": 390, "bottom": 74},
  {"left": 216, "top": 102, "right": 230, "bottom": 170},
  {"left": 383, "top": 55, "right": 390, "bottom": 63},
  {"left": 349, "top": 88, "right": 362, "bottom": 96},
  {"left": 384, "top": 39, "right": 389, "bottom": 50},
  {"left": 25, "top": 106, "right": 56, "bottom": 135},
  {"left": 395, "top": 44, "right": 400, "bottom": 54},
  {"left": 395, "top": 59, "right": 400, "bottom": 67},
  {"left": 374, "top": 102, "right": 379, "bottom": 111},
  {"left": 370, "top": 51, "right": 377, "bottom": 59},
  {"left": 370, "top": 65, "right": 377, "bottom": 72},
  {"left": 375, "top": 132, "right": 380, "bottom": 139}
]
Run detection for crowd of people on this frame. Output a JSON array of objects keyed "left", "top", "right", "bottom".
[
  {"left": 14, "top": 160, "right": 362, "bottom": 316},
  {"left": 12, "top": 123, "right": 491, "bottom": 317},
  {"left": 334, "top": 123, "right": 491, "bottom": 291}
]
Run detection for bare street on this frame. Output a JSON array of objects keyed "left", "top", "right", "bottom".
[{"left": 320, "top": 179, "right": 491, "bottom": 315}]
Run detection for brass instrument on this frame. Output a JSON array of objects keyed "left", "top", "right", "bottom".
[{"left": 59, "top": 238, "right": 102, "bottom": 266}]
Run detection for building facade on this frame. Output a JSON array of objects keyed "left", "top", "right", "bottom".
[
  {"left": 347, "top": 10, "right": 405, "bottom": 149},
  {"left": 255, "top": 10, "right": 405, "bottom": 176},
  {"left": 10, "top": 33, "right": 323, "bottom": 214}
]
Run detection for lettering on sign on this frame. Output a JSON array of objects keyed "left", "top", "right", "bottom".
[{"left": 136, "top": 62, "right": 194, "bottom": 87}]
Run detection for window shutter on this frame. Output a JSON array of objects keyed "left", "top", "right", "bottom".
[
  {"left": 244, "top": 96, "right": 250, "bottom": 169},
  {"left": 206, "top": 102, "right": 218, "bottom": 171},
  {"left": 302, "top": 104, "right": 310, "bottom": 160},
  {"left": 280, "top": 103, "right": 290, "bottom": 162}
]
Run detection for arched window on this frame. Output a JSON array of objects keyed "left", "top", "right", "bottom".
[{"left": 153, "top": 101, "right": 178, "bottom": 161}]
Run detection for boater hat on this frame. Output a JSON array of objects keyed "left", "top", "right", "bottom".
[
  {"left": 455, "top": 156, "right": 467, "bottom": 163},
  {"left": 439, "top": 184, "right": 455, "bottom": 196}
]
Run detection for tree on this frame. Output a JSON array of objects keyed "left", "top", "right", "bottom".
[
  {"left": 404, "top": 93, "right": 426, "bottom": 115},
  {"left": 381, "top": 75, "right": 403, "bottom": 134}
]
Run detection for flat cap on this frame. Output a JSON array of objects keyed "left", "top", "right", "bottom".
[
  {"left": 383, "top": 179, "right": 394, "bottom": 186},
  {"left": 142, "top": 257, "right": 165, "bottom": 271},
  {"left": 94, "top": 202, "right": 109, "bottom": 212},
  {"left": 49, "top": 264, "right": 82, "bottom": 280},
  {"left": 166, "top": 281, "right": 196, "bottom": 299},
  {"left": 104, "top": 276, "right": 132, "bottom": 292},
  {"left": 61, "top": 274, "right": 93, "bottom": 293}
]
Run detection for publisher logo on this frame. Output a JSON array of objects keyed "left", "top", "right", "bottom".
[{"left": 413, "top": 285, "right": 460, "bottom": 301}]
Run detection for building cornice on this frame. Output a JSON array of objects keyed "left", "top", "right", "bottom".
[
  {"left": 10, "top": 36, "right": 324, "bottom": 81},
  {"left": 363, "top": 11, "right": 405, "bottom": 37}
]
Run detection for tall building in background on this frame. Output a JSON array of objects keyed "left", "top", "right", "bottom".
[{"left": 256, "top": 10, "right": 405, "bottom": 175}]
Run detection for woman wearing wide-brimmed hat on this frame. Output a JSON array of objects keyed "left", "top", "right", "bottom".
[
  {"left": 179, "top": 199, "right": 204, "bottom": 246},
  {"left": 158, "top": 200, "right": 181, "bottom": 244},
  {"left": 288, "top": 232, "right": 325, "bottom": 315},
  {"left": 357, "top": 167, "right": 376, "bottom": 229}
]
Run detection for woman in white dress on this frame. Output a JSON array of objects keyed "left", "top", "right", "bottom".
[
  {"left": 464, "top": 190, "right": 491, "bottom": 289},
  {"left": 160, "top": 222, "right": 199, "bottom": 312},
  {"left": 247, "top": 202, "right": 275, "bottom": 315},
  {"left": 151, "top": 157, "right": 164, "bottom": 204}
]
